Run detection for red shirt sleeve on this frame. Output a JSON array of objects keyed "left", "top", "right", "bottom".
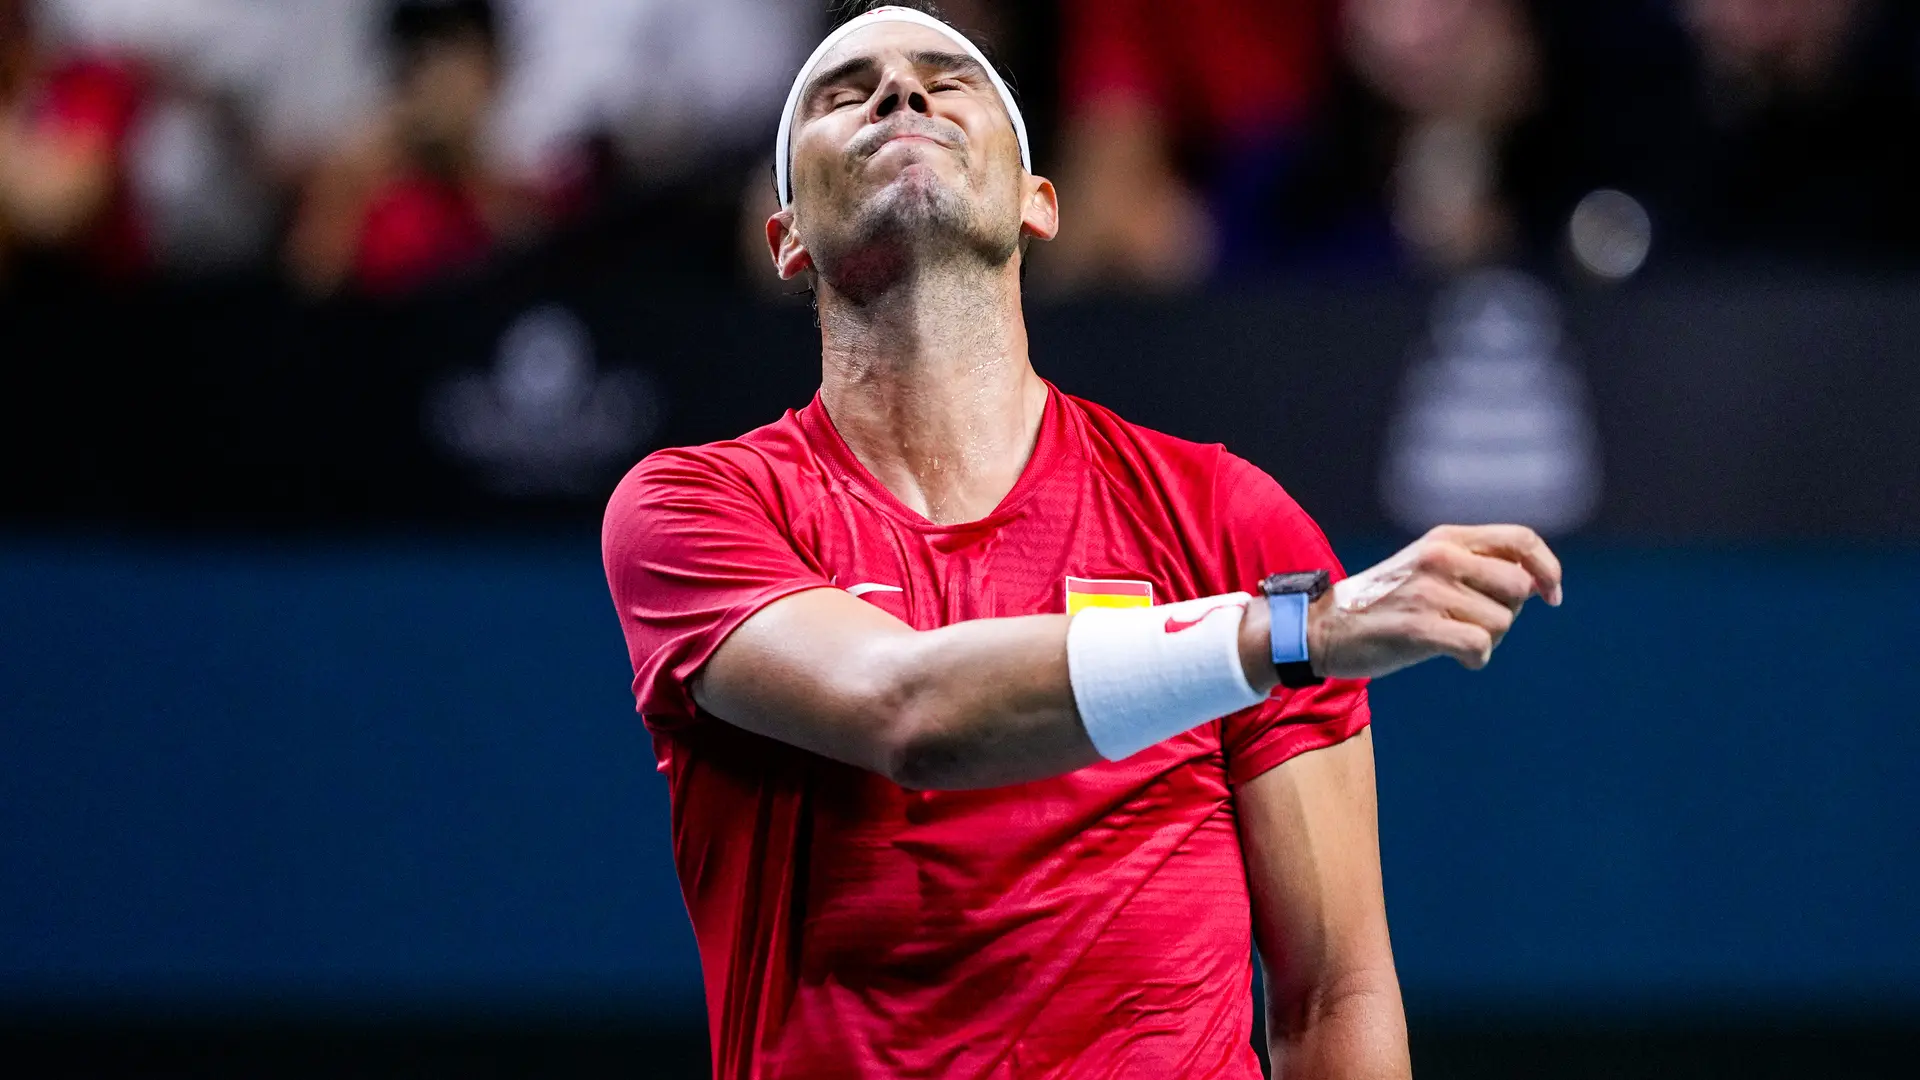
[
  {"left": 1212, "top": 451, "right": 1370, "bottom": 785},
  {"left": 602, "top": 447, "right": 835, "bottom": 728}
]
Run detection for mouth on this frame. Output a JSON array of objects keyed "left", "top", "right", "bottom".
[
  {"left": 877, "top": 134, "right": 948, "bottom": 152},
  {"left": 864, "top": 131, "right": 956, "bottom": 159}
]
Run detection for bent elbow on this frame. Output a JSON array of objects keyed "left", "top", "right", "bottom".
[
  {"left": 881, "top": 725, "right": 965, "bottom": 791},
  {"left": 1268, "top": 965, "right": 1405, "bottom": 1046},
  {"left": 863, "top": 660, "right": 963, "bottom": 791}
]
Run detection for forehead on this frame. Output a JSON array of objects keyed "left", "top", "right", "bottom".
[{"left": 811, "top": 19, "right": 971, "bottom": 75}]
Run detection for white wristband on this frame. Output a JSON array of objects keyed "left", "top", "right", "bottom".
[{"left": 1066, "top": 592, "right": 1266, "bottom": 761}]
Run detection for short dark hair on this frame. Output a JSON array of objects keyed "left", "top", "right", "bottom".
[
  {"left": 0, "top": 0, "right": 32, "bottom": 44},
  {"left": 833, "top": 0, "right": 952, "bottom": 31},
  {"left": 387, "top": 0, "right": 498, "bottom": 62}
]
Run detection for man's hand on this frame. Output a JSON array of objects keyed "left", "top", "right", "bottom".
[{"left": 1309, "top": 525, "right": 1563, "bottom": 679}]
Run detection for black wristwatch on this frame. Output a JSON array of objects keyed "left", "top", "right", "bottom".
[{"left": 1257, "top": 570, "right": 1330, "bottom": 689}]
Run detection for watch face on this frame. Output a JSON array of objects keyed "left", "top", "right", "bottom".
[{"left": 1261, "top": 570, "right": 1331, "bottom": 600}]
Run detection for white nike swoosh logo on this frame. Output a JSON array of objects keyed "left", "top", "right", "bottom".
[{"left": 846, "top": 583, "right": 904, "bottom": 597}]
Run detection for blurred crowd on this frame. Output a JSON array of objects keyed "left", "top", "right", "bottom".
[{"left": 2, "top": 0, "right": 1918, "bottom": 298}]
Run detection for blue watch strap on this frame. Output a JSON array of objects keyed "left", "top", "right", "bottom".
[{"left": 1267, "top": 591, "right": 1311, "bottom": 667}]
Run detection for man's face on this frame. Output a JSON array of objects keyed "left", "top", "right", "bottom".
[
  {"left": 774, "top": 21, "right": 1043, "bottom": 281},
  {"left": 1685, "top": 0, "right": 1860, "bottom": 72},
  {"left": 1344, "top": 0, "right": 1522, "bottom": 116},
  {"left": 397, "top": 33, "right": 499, "bottom": 153}
]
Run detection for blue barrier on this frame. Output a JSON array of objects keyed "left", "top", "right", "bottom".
[{"left": 1, "top": 537, "right": 1915, "bottom": 1015}]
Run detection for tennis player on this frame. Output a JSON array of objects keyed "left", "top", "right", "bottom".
[{"left": 603, "top": 4, "right": 1563, "bottom": 1077}]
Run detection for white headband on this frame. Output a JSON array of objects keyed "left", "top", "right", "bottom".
[{"left": 773, "top": 6, "right": 1031, "bottom": 207}]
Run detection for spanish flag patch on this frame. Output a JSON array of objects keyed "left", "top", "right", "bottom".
[{"left": 1064, "top": 576, "right": 1154, "bottom": 616}]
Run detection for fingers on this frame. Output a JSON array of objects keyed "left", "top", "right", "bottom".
[
  {"left": 1421, "top": 615, "right": 1496, "bottom": 670},
  {"left": 1418, "top": 544, "right": 1537, "bottom": 611},
  {"left": 1400, "top": 577, "right": 1512, "bottom": 667},
  {"left": 1435, "top": 580, "right": 1517, "bottom": 645},
  {"left": 1435, "top": 524, "right": 1564, "bottom": 606}
]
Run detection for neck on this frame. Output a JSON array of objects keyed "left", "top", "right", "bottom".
[{"left": 816, "top": 256, "right": 1047, "bottom": 526}]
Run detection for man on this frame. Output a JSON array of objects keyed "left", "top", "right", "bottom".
[
  {"left": 603, "top": 4, "right": 1563, "bottom": 1077},
  {"left": 287, "top": 0, "right": 536, "bottom": 295},
  {"left": 0, "top": 0, "right": 148, "bottom": 280}
]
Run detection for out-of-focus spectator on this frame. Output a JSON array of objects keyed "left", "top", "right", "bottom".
[
  {"left": 126, "top": 72, "right": 276, "bottom": 275},
  {"left": 1489, "top": 0, "right": 1920, "bottom": 274},
  {"left": 0, "top": 0, "right": 150, "bottom": 281},
  {"left": 34, "top": 0, "right": 378, "bottom": 274},
  {"left": 1042, "top": 0, "right": 1548, "bottom": 288},
  {"left": 1667, "top": 0, "right": 1920, "bottom": 263},
  {"left": 1041, "top": 0, "right": 1920, "bottom": 284},
  {"left": 1328, "top": 0, "right": 1542, "bottom": 272},
  {"left": 287, "top": 0, "right": 548, "bottom": 296},
  {"left": 1686, "top": 0, "right": 1867, "bottom": 94},
  {"left": 495, "top": 0, "right": 809, "bottom": 183},
  {"left": 483, "top": 0, "right": 816, "bottom": 291},
  {"left": 1043, "top": 0, "right": 1332, "bottom": 290}
]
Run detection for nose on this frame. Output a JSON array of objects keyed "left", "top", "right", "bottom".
[{"left": 867, "top": 62, "right": 933, "bottom": 125}]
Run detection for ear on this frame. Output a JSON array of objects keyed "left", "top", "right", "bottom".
[
  {"left": 1019, "top": 174, "right": 1060, "bottom": 243},
  {"left": 766, "top": 207, "right": 815, "bottom": 280}
]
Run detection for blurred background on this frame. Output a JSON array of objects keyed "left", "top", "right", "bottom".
[{"left": 2, "top": 0, "right": 1917, "bottom": 1076}]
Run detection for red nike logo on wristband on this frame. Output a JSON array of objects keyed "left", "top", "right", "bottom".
[{"left": 1164, "top": 602, "right": 1244, "bottom": 634}]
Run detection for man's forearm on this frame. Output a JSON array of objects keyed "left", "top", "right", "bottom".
[
  {"left": 696, "top": 524, "right": 1562, "bottom": 790},
  {"left": 877, "top": 593, "right": 1285, "bottom": 789},
  {"left": 698, "top": 585, "right": 1285, "bottom": 792},
  {"left": 875, "top": 612, "right": 1095, "bottom": 789}
]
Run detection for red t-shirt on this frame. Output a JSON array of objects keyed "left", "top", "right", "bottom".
[
  {"left": 352, "top": 171, "right": 493, "bottom": 294},
  {"left": 1063, "top": 0, "right": 1330, "bottom": 140},
  {"left": 603, "top": 385, "right": 1369, "bottom": 1079}
]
